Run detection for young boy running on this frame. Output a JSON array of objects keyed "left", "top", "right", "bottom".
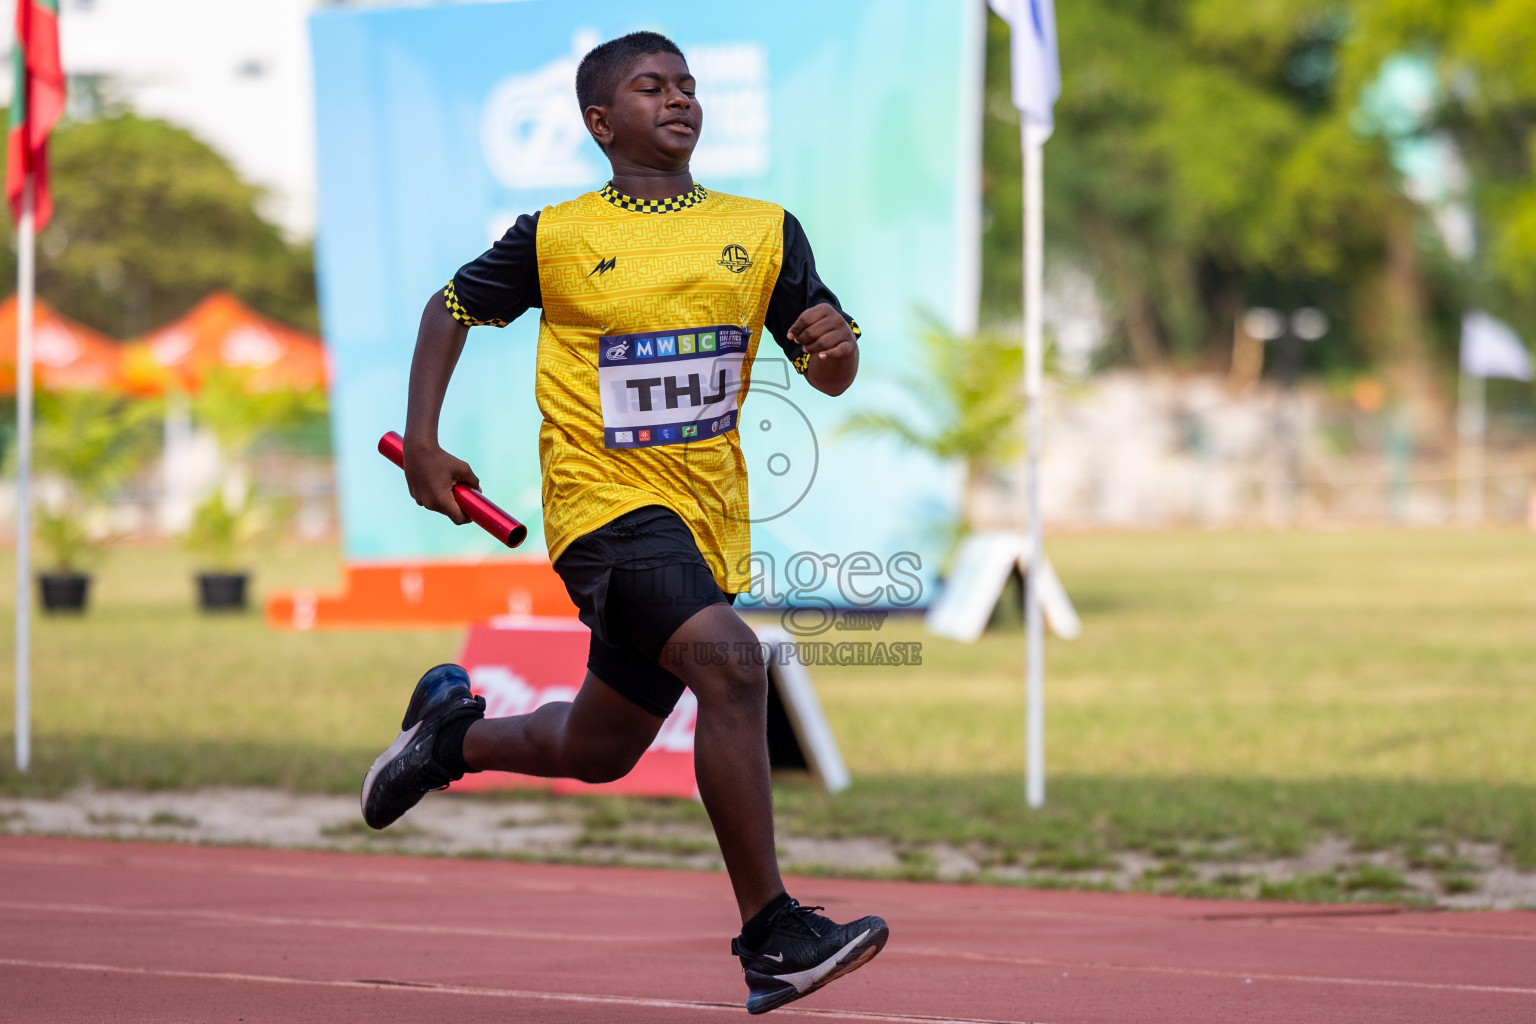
[{"left": 360, "top": 31, "right": 887, "bottom": 1015}]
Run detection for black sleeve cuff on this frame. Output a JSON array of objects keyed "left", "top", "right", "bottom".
[
  {"left": 446, "top": 211, "right": 542, "bottom": 329},
  {"left": 444, "top": 280, "right": 509, "bottom": 328}
]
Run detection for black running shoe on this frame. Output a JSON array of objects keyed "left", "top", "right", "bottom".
[
  {"left": 731, "top": 899, "right": 889, "bottom": 1015},
  {"left": 360, "top": 664, "right": 485, "bottom": 830}
]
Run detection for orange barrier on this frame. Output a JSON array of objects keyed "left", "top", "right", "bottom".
[{"left": 264, "top": 559, "right": 578, "bottom": 630}]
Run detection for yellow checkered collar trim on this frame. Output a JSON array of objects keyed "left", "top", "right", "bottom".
[{"left": 598, "top": 181, "right": 708, "bottom": 214}]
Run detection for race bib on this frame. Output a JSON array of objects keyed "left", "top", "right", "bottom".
[{"left": 598, "top": 325, "right": 749, "bottom": 449}]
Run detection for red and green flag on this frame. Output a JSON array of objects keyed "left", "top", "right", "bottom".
[{"left": 7, "top": 0, "right": 64, "bottom": 228}]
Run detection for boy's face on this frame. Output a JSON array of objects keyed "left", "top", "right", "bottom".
[{"left": 584, "top": 51, "right": 702, "bottom": 172}]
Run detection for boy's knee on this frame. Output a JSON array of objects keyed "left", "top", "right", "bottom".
[
  {"left": 698, "top": 657, "right": 768, "bottom": 709},
  {"left": 571, "top": 746, "right": 642, "bottom": 784}
]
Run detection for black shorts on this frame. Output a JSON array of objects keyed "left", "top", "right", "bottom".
[{"left": 553, "top": 505, "right": 734, "bottom": 718}]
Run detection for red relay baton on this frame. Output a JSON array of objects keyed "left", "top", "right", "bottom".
[{"left": 378, "top": 431, "right": 527, "bottom": 548}]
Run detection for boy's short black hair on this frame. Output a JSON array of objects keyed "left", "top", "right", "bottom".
[{"left": 575, "top": 31, "right": 687, "bottom": 111}]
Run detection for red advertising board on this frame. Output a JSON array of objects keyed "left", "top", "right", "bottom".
[{"left": 448, "top": 621, "right": 699, "bottom": 799}]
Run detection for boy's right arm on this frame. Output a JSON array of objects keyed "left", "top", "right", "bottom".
[
  {"left": 403, "top": 292, "right": 480, "bottom": 525},
  {"left": 406, "top": 210, "right": 541, "bottom": 524}
]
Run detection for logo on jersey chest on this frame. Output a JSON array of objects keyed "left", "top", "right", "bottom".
[
  {"left": 583, "top": 244, "right": 756, "bottom": 287},
  {"left": 717, "top": 244, "right": 753, "bottom": 273}
]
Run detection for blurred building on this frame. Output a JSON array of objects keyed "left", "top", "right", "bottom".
[{"left": 968, "top": 372, "right": 1536, "bottom": 530}]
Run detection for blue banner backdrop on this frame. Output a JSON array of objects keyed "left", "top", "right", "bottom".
[{"left": 311, "top": 0, "right": 982, "bottom": 608}]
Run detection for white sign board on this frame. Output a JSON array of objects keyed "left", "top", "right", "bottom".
[
  {"left": 925, "top": 531, "right": 1081, "bottom": 643},
  {"left": 756, "top": 626, "right": 851, "bottom": 793}
]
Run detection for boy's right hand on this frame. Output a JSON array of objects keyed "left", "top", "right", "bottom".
[{"left": 403, "top": 438, "right": 481, "bottom": 525}]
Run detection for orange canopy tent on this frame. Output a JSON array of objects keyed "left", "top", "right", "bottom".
[
  {"left": 122, "top": 292, "right": 328, "bottom": 395},
  {"left": 0, "top": 296, "right": 124, "bottom": 392}
]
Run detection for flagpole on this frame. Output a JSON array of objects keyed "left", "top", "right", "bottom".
[
  {"left": 1456, "top": 364, "right": 1485, "bottom": 527},
  {"left": 988, "top": 0, "right": 1059, "bottom": 808},
  {"left": 15, "top": 171, "right": 35, "bottom": 773},
  {"left": 1022, "top": 133, "right": 1045, "bottom": 809}
]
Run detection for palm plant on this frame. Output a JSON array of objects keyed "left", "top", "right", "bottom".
[
  {"left": 184, "top": 370, "right": 320, "bottom": 571},
  {"left": 29, "top": 391, "right": 159, "bottom": 572},
  {"left": 842, "top": 315, "right": 1023, "bottom": 539},
  {"left": 184, "top": 489, "right": 281, "bottom": 571},
  {"left": 191, "top": 369, "right": 324, "bottom": 508}
]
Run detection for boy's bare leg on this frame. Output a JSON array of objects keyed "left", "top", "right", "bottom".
[
  {"left": 460, "top": 601, "right": 782, "bottom": 922},
  {"left": 662, "top": 603, "right": 784, "bottom": 923},
  {"left": 463, "top": 674, "right": 664, "bottom": 784}
]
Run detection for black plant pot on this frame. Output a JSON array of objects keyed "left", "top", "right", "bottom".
[
  {"left": 38, "top": 572, "right": 91, "bottom": 614},
  {"left": 196, "top": 572, "right": 249, "bottom": 612}
]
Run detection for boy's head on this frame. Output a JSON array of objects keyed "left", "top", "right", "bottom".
[{"left": 577, "top": 31, "right": 701, "bottom": 172}]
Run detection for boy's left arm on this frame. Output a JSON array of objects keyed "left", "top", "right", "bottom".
[{"left": 787, "top": 303, "right": 859, "bottom": 396}]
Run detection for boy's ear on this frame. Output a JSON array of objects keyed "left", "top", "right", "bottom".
[{"left": 583, "top": 105, "right": 613, "bottom": 150}]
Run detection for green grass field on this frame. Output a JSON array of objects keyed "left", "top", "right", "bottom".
[
  {"left": 2, "top": 531, "right": 1534, "bottom": 893},
  {"left": 827, "top": 529, "right": 1536, "bottom": 783}
]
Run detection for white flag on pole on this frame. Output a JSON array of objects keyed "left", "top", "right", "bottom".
[
  {"left": 1461, "top": 311, "right": 1533, "bottom": 381},
  {"left": 987, "top": 0, "right": 1061, "bottom": 144}
]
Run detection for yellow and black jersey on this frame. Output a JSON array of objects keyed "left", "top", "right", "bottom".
[{"left": 446, "top": 182, "right": 858, "bottom": 593}]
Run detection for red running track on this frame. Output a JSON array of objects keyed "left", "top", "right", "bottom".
[{"left": 2, "top": 835, "right": 1533, "bottom": 1023}]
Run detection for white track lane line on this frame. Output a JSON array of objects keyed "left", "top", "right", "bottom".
[
  {"left": 0, "top": 899, "right": 708, "bottom": 945},
  {"left": 4, "top": 899, "right": 1533, "bottom": 998},
  {"left": 901, "top": 947, "right": 1536, "bottom": 997},
  {"left": 4, "top": 846, "right": 1534, "bottom": 944},
  {"left": 0, "top": 847, "right": 713, "bottom": 901},
  {"left": 0, "top": 957, "right": 1034, "bottom": 1024}
]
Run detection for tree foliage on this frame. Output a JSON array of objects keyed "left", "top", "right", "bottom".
[
  {"left": 1, "top": 112, "right": 317, "bottom": 338},
  {"left": 981, "top": 0, "right": 1536, "bottom": 407}
]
